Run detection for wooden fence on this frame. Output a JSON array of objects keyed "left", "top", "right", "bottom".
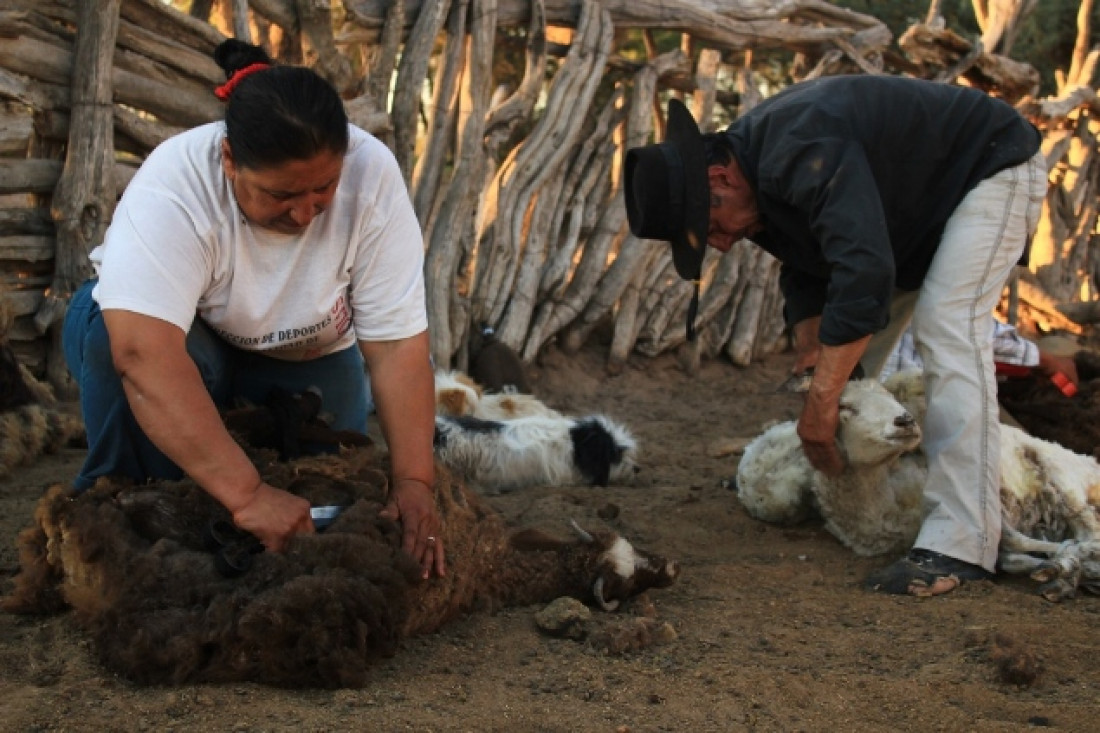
[{"left": 1, "top": 0, "right": 1096, "bottom": 394}]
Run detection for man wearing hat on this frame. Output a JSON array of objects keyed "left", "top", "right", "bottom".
[{"left": 624, "top": 75, "right": 1045, "bottom": 596}]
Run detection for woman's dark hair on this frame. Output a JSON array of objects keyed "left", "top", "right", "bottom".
[{"left": 213, "top": 39, "right": 349, "bottom": 170}]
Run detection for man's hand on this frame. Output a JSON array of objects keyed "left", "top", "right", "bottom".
[
  {"left": 379, "top": 478, "right": 446, "bottom": 579},
  {"left": 230, "top": 482, "right": 314, "bottom": 552},
  {"left": 797, "top": 390, "right": 846, "bottom": 477},
  {"left": 795, "top": 333, "right": 871, "bottom": 476}
]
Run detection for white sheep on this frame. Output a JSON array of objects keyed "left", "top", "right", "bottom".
[
  {"left": 734, "top": 379, "right": 925, "bottom": 556},
  {"left": 734, "top": 372, "right": 1100, "bottom": 600}
]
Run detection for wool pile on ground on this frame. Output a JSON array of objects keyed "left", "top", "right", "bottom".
[{"left": 3, "top": 445, "right": 677, "bottom": 687}]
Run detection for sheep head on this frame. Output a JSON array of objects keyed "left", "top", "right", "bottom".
[
  {"left": 836, "top": 380, "right": 922, "bottom": 467},
  {"left": 569, "top": 520, "right": 680, "bottom": 611},
  {"left": 505, "top": 521, "right": 679, "bottom": 612}
]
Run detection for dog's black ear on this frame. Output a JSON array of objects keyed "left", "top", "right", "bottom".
[{"left": 569, "top": 418, "right": 621, "bottom": 486}]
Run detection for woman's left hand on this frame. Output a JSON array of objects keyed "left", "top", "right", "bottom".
[{"left": 379, "top": 478, "right": 446, "bottom": 579}]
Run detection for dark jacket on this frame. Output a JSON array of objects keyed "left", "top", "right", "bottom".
[{"left": 723, "top": 75, "right": 1041, "bottom": 345}]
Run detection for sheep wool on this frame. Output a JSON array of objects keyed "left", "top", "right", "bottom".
[
  {"left": 2, "top": 445, "right": 678, "bottom": 687},
  {"left": 734, "top": 377, "right": 1100, "bottom": 601}
]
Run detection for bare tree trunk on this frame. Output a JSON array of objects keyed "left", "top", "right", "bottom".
[
  {"left": 37, "top": 0, "right": 121, "bottom": 395},
  {"left": 423, "top": 0, "right": 496, "bottom": 366},
  {"left": 364, "top": 0, "right": 404, "bottom": 112},
  {"left": 925, "top": 0, "right": 945, "bottom": 24},
  {"left": 391, "top": 0, "right": 452, "bottom": 182},
  {"left": 726, "top": 251, "right": 780, "bottom": 366},
  {"left": 1066, "top": 0, "right": 1096, "bottom": 88},
  {"left": 605, "top": 243, "right": 662, "bottom": 373},
  {"left": 232, "top": 0, "right": 252, "bottom": 41},
  {"left": 496, "top": 84, "right": 623, "bottom": 351},
  {"left": 411, "top": 1, "right": 467, "bottom": 231},
  {"left": 972, "top": 0, "right": 1038, "bottom": 56},
  {"left": 483, "top": 0, "right": 547, "bottom": 163},
  {"left": 248, "top": 0, "right": 299, "bottom": 35},
  {"left": 0, "top": 34, "right": 223, "bottom": 127},
  {"left": 474, "top": 0, "right": 612, "bottom": 336},
  {"left": 1030, "top": 113, "right": 1100, "bottom": 302},
  {"left": 191, "top": 0, "right": 216, "bottom": 21},
  {"left": 294, "top": 0, "right": 355, "bottom": 92},
  {"left": 345, "top": 0, "right": 890, "bottom": 60},
  {"left": 550, "top": 50, "right": 684, "bottom": 356}
]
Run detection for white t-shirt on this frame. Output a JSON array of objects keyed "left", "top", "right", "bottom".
[{"left": 91, "top": 123, "right": 427, "bottom": 361}]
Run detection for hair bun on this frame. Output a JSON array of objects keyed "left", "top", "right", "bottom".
[{"left": 213, "top": 39, "right": 273, "bottom": 77}]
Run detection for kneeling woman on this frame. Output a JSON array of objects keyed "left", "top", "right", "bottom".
[{"left": 63, "top": 40, "right": 443, "bottom": 579}]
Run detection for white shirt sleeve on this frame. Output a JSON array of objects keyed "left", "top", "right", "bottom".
[{"left": 345, "top": 134, "right": 428, "bottom": 342}]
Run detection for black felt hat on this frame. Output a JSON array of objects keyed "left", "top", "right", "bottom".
[{"left": 623, "top": 98, "right": 709, "bottom": 283}]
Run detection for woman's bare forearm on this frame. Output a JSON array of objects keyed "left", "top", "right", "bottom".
[{"left": 103, "top": 310, "right": 262, "bottom": 512}]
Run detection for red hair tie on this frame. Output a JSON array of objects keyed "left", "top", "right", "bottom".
[{"left": 214, "top": 63, "right": 270, "bottom": 101}]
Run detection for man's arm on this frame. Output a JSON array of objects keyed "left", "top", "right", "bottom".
[
  {"left": 798, "top": 333, "right": 872, "bottom": 478},
  {"left": 790, "top": 316, "right": 823, "bottom": 375},
  {"left": 361, "top": 330, "right": 445, "bottom": 579},
  {"left": 102, "top": 309, "right": 313, "bottom": 550}
]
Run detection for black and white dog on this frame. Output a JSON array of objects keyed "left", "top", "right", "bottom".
[{"left": 433, "top": 413, "right": 639, "bottom": 493}]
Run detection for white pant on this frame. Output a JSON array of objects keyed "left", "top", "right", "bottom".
[{"left": 861, "top": 151, "right": 1047, "bottom": 571}]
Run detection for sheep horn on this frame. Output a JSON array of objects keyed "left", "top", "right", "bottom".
[
  {"left": 592, "top": 576, "right": 620, "bottom": 611},
  {"left": 568, "top": 519, "right": 594, "bottom": 544}
]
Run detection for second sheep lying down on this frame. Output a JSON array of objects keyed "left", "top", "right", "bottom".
[
  {"left": 434, "top": 413, "right": 640, "bottom": 492},
  {"left": 3, "top": 445, "right": 678, "bottom": 687},
  {"left": 433, "top": 369, "right": 639, "bottom": 492},
  {"left": 734, "top": 374, "right": 1100, "bottom": 601}
]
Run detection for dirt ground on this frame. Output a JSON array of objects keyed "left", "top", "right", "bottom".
[{"left": 2, "top": 341, "right": 1099, "bottom": 732}]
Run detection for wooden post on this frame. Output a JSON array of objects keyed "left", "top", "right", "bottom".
[
  {"left": 36, "top": 0, "right": 122, "bottom": 395},
  {"left": 391, "top": 0, "right": 453, "bottom": 182},
  {"left": 232, "top": 0, "right": 252, "bottom": 41}
]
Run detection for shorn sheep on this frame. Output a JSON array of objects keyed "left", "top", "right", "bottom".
[
  {"left": 734, "top": 372, "right": 1100, "bottom": 601},
  {"left": 3, "top": 442, "right": 678, "bottom": 687}
]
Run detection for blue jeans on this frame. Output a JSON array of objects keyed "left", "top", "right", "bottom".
[{"left": 62, "top": 280, "right": 371, "bottom": 491}]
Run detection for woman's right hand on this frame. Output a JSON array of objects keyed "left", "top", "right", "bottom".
[{"left": 230, "top": 482, "right": 314, "bottom": 552}]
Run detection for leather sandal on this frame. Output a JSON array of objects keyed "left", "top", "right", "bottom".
[{"left": 865, "top": 549, "right": 993, "bottom": 596}]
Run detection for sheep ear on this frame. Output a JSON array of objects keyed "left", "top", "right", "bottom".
[{"left": 592, "top": 576, "right": 620, "bottom": 611}]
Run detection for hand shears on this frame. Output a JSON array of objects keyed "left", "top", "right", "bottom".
[{"left": 204, "top": 505, "right": 347, "bottom": 578}]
